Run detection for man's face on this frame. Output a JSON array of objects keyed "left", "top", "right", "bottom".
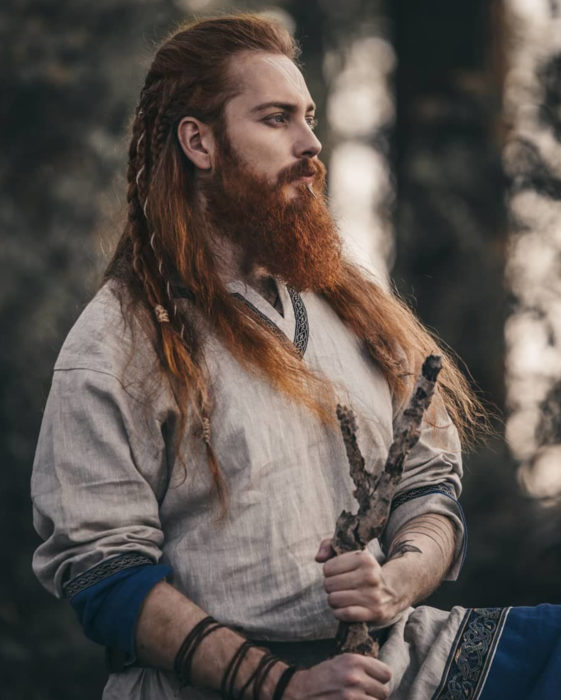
[
  {"left": 199, "top": 50, "right": 342, "bottom": 292},
  {"left": 219, "top": 51, "right": 322, "bottom": 201}
]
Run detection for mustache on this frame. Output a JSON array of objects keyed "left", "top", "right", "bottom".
[{"left": 277, "top": 159, "right": 325, "bottom": 186}]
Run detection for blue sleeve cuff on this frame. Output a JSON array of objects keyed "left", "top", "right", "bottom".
[{"left": 70, "top": 562, "right": 172, "bottom": 656}]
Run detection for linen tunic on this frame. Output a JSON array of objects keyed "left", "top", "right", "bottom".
[{"left": 31, "top": 279, "right": 465, "bottom": 699}]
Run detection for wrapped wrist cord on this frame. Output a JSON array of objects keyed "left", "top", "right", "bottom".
[{"left": 173, "top": 616, "right": 297, "bottom": 700}]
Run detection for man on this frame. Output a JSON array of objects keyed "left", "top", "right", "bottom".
[{"left": 32, "top": 14, "right": 480, "bottom": 700}]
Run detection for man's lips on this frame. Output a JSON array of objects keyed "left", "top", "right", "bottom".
[
  {"left": 295, "top": 175, "right": 315, "bottom": 185},
  {"left": 278, "top": 162, "right": 320, "bottom": 186}
]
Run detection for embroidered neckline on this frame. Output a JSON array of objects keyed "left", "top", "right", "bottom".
[
  {"left": 232, "top": 286, "right": 309, "bottom": 357},
  {"left": 287, "top": 286, "right": 309, "bottom": 356},
  {"left": 170, "top": 281, "right": 309, "bottom": 357}
]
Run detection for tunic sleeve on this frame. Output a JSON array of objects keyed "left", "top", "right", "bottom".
[
  {"left": 381, "top": 394, "right": 466, "bottom": 580},
  {"left": 31, "top": 366, "right": 171, "bottom": 599}
]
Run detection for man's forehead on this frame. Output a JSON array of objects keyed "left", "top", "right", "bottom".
[{"left": 228, "top": 52, "right": 314, "bottom": 110}]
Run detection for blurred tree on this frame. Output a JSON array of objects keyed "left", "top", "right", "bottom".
[
  {"left": 390, "top": 0, "right": 561, "bottom": 613},
  {"left": 501, "top": 0, "right": 561, "bottom": 604},
  {"left": 391, "top": 0, "right": 506, "bottom": 401},
  {"left": 1, "top": 1, "right": 178, "bottom": 696}
]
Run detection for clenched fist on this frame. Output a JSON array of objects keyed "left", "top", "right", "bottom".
[
  {"left": 285, "top": 653, "right": 392, "bottom": 700},
  {"left": 315, "top": 539, "right": 409, "bottom": 627}
]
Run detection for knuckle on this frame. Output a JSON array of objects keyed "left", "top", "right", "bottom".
[
  {"left": 339, "top": 654, "right": 358, "bottom": 670},
  {"left": 342, "top": 671, "right": 360, "bottom": 686},
  {"left": 369, "top": 659, "right": 392, "bottom": 683},
  {"left": 350, "top": 607, "right": 369, "bottom": 622},
  {"left": 338, "top": 609, "right": 352, "bottom": 622},
  {"left": 381, "top": 666, "right": 393, "bottom": 683}
]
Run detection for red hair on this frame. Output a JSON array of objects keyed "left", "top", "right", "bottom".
[{"left": 105, "top": 14, "right": 486, "bottom": 516}]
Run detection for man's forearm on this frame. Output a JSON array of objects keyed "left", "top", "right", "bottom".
[
  {"left": 382, "top": 513, "right": 456, "bottom": 607},
  {"left": 135, "top": 581, "right": 288, "bottom": 696}
]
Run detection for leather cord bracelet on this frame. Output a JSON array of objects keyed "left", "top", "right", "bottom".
[
  {"left": 221, "top": 640, "right": 255, "bottom": 699},
  {"left": 273, "top": 666, "right": 298, "bottom": 700},
  {"left": 174, "top": 616, "right": 224, "bottom": 686},
  {"left": 251, "top": 653, "right": 281, "bottom": 700},
  {"left": 237, "top": 649, "right": 275, "bottom": 698},
  {"left": 173, "top": 616, "right": 298, "bottom": 700}
]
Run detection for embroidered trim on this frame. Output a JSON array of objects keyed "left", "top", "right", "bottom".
[
  {"left": 232, "top": 292, "right": 286, "bottom": 339},
  {"left": 232, "top": 287, "right": 309, "bottom": 358},
  {"left": 432, "top": 607, "right": 510, "bottom": 700},
  {"left": 171, "top": 283, "right": 310, "bottom": 357},
  {"left": 287, "top": 286, "right": 309, "bottom": 356},
  {"left": 390, "top": 482, "right": 456, "bottom": 513},
  {"left": 62, "top": 552, "right": 154, "bottom": 599}
]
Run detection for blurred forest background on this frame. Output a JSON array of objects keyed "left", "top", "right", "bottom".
[{"left": 3, "top": 0, "right": 561, "bottom": 697}]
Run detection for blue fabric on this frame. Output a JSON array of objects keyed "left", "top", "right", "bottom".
[
  {"left": 481, "top": 604, "right": 561, "bottom": 699},
  {"left": 70, "top": 564, "right": 172, "bottom": 655}
]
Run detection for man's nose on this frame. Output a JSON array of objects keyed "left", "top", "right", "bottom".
[{"left": 294, "top": 125, "right": 322, "bottom": 159}]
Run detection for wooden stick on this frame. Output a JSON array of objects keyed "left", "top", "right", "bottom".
[{"left": 333, "top": 354, "right": 443, "bottom": 656}]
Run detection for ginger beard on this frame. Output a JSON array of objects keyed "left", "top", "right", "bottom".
[{"left": 201, "top": 132, "right": 343, "bottom": 292}]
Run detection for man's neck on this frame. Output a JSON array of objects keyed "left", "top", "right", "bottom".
[
  {"left": 251, "top": 274, "right": 283, "bottom": 316},
  {"left": 205, "top": 225, "right": 283, "bottom": 315}
]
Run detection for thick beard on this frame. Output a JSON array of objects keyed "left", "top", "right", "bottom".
[{"left": 200, "top": 134, "right": 343, "bottom": 292}]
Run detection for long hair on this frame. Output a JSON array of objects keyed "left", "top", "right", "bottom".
[{"left": 105, "top": 14, "right": 486, "bottom": 515}]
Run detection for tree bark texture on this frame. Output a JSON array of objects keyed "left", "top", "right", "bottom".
[{"left": 333, "top": 355, "right": 443, "bottom": 657}]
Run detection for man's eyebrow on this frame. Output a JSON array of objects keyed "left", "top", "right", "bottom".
[{"left": 250, "top": 101, "right": 316, "bottom": 114}]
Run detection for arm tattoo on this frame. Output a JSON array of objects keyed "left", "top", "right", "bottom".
[
  {"left": 387, "top": 538, "right": 423, "bottom": 561},
  {"left": 390, "top": 514, "right": 456, "bottom": 560}
]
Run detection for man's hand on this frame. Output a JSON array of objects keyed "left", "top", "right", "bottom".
[
  {"left": 316, "top": 513, "right": 457, "bottom": 627},
  {"left": 286, "top": 654, "right": 391, "bottom": 700},
  {"left": 315, "top": 541, "right": 408, "bottom": 626}
]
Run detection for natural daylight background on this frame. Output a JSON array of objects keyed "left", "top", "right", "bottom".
[{"left": 3, "top": 0, "right": 561, "bottom": 697}]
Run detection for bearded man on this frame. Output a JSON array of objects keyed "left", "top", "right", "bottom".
[{"left": 31, "top": 14, "right": 532, "bottom": 700}]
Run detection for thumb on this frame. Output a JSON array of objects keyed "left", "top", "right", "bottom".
[{"left": 315, "top": 538, "right": 336, "bottom": 562}]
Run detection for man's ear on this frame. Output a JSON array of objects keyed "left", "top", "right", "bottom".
[{"left": 177, "top": 116, "right": 215, "bottom": 171}]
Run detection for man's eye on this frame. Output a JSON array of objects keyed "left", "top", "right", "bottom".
[
  {"left": 306, "top": 116, "right": 318, "bottom": 130},
  {"left": 265, "top": 113, "right": 288, "bottom": 126}
]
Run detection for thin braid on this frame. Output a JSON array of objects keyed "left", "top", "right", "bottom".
[
  {"left": 125, "top": 114, "right": 145, "bottom": 225},
  {"left": 129, "top": 93, "right": 176, "bottom": 322},
  {"left": 133, "top": 76, "right": 196, "bottom": 340},
  {"left": 138, "top": 82, "right": 192, "bottom": 340},
  {"left": 127, "top": 107, "right": 162, "bottom": 311},
  {"left": 134, "top": 112, "right": 150, "bottom": 215},
  {"left": 151, "top": 82, "right": 175, "bottom": 170},
  {"left": 125, "top": 108, "right": 163, "bottom": 311}
]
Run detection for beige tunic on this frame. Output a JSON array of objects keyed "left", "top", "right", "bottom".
[{"left": 31, "top": 280, "right": 465, "bottom": 698}]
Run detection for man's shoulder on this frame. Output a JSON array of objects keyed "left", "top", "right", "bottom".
[{"left": 54, "top": 281, "right": 155, "bottom": 376}]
